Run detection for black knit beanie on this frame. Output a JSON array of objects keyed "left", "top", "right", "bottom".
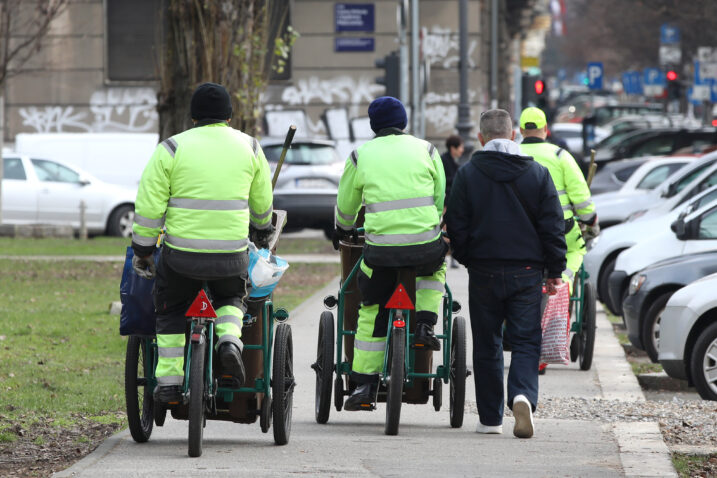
[
  {"left": 368, "top": 96, "right": 407, "bottom": 133},
  {"left": 190, "top": 82, "right": 233, "bottom": 120}
]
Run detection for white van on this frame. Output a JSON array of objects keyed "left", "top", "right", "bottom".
[{"left": 14, "top": 133, "right": 159, "bottom": 188}]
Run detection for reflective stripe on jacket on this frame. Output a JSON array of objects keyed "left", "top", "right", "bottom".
[
  {"left": 335, "top": 132, "right": 445, "bottom": 247},
  {"left": 519, "top": 139, "right": 596, "bottom": 222},
  {"left": 132, "top": 123, "right": 273, "bottom": 254}
]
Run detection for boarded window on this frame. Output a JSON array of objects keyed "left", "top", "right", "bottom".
[{"left": 106, "top": 0, "right": 161, "bottom": 81}]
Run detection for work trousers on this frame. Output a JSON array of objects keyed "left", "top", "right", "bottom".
[
  {"left": 152, "top": 253, "right": 248, "bottom": 387},
  {"left": 564, "top": 221, "right": 587, "bottom": 293},
  {"left": 468, "top": 264, "right": 543, "bottom": 427},
  {"left": 351, "top": 259, "right": 446, "bottom": 383}
]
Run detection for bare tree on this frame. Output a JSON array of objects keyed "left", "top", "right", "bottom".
[
  {"left": 0, "top": 0, "right": 68, "bottom": 222},
  {"left": 549, "top": 0, "right": 717, "bottom": 76},
  {"left": 157, "top": 0, "right": 295, "bottom": 140}
]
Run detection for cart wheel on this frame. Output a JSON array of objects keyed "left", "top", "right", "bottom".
[
  {"left": 188, "top": 336, "right": 206, "bottom": 457},
  {"left": 314, "top": 311, "right": 335, "bottom": 424},
  {"left": 334, "top": 376, "right": 344, "bottom": 411},
  {"left": 125, "top": 336, "right": 154, "bottom": 443},
  {"left": 432, "top": 378, "right": 442, "bottom": 411},
  {"left": 384, "top": 326, "right": 405, "bottom": 436},
  {"left": 449, "top": 316, "right": 467, "bottom": 428},
  {"left": 579, "top": 282, "right": 597, "bottom": 371},
  {"left": 272, "top": 323, "right": 294, "bottom": 445},
  {"left": 153, "top": 400, "right": 167, "bottom": 427},
  {"left": 260, "top": 395, "right": 272, "bottom": 433}
]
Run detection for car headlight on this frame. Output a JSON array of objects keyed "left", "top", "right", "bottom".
[{"left": 628, "top": 274, "right": 646, "bottom": 295}]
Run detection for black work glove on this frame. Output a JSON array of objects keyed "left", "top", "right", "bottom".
[
  {"left": 132, "top": 254, "right": 156, "bottom": 279},
  {"left": 331, "top": 227, "right": 354, "bottom": 250},
  {"left": 249, "top": 224, "right": 275, "bottom": 249}
]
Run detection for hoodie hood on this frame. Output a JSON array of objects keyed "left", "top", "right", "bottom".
[{"left": 471, "top": 140, "right": 534, "bottom": 183}]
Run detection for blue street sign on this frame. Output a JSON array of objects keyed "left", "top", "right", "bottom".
[
  {"left": 643, "top": 68, "right": 666, "bottom": 86},
  {"left": 335, "top": 3, "right": 375, "bottom": 32},
  {"left": 660, "top": 24, "right": 680, "bottom": 44},
  {"left": 710, "top": 80, "right": 717, "bottom": 103},
  {"left": 622, "top": 71, "right": 643, "bottom": 95},
  {"left": 587, "top": 62, "right": 603, "bottom": 90},
  {"left": 335, "top": 37, "right": 375, "bottom": 52}
]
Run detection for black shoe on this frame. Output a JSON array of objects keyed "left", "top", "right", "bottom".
[
  {"left": 414, "top": 322, "right": 441, "bottom": 351},
  {"left": 219, "top": 342, "right": 246, "bottom": 388},
  {"left": 154, "top": 385, "right": 183, "bottom": 404},
  {"left": 344, "top": 383, "right": 377, "bottom": 411}
]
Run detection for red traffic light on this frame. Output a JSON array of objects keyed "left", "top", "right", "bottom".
[
  {"left": 666, "top": 70, "right": 678, "bottom": 81},
  {"left": 534, "top": 79, "right": 545, "bottom": 95}
]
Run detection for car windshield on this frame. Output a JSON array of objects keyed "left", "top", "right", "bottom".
[
  {"left": 263, "top": 144, "right": 339, "bottom": 166},
  {"left": 596, "top": 130, "right": 644, "bottom": 150}
]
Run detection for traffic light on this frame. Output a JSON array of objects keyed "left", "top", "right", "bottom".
[
  {"left": 375, "top": 51, "right": 400, "bottom": 98},
  {"left": 521, "top": 74, "right": 548, "bottom": 110},
  {"left": 666, "top": 70, "right": 682, "bottom": 100}
]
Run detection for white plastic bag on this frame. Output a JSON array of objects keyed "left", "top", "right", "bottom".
[{"left": 247, "top": 241, "right": 289, "bottom": 298}]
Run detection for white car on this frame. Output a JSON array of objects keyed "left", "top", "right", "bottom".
[
  {"left": 550, "top": 122, "right": 609, "bottom": 156},
  {"left": 589, "top": 156, "right": 693, "bottom": 195},
  {"left": 659, "top": 272, "right": 717, "bottom": 400},
  {"left": 2, "top": 154, "right": 137, "bottom": 236},
  {"left": 607, "top": 199, "right": 717, "bottom": 314},
  {"left": 594, "top": 151, "right": 717, "bottom": 228},
  {"left": 585, "top": 184, "right": 717, "bottom": 313}
]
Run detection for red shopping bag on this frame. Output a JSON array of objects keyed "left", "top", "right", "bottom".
[{"left": 539, "top": 283, "right": 571, "bottom": 365}]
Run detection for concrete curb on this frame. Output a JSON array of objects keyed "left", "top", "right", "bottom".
[
  {"left": 594, "top": 311, "right": 677, "bottom": 477},
  {"left": 53, "top": 430, "right": 130, "bottom": 477}
]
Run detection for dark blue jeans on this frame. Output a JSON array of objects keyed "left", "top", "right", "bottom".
[{"left": 468, "top": 264, "right": 543, "bottom": 426}]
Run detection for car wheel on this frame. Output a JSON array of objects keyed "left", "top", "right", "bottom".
[
  {"left": 598, "top": 255, "right": 620, "bottom": 317},
  {"left": 640, "top": 292, "right": 673, "bottom": 363},
  {"left": 107, "top": 204, "right": 135, "bottom": 237},
  {"left": 323, "top": 225, "right": 334, "bottom": 241},
  {"left": 690, "top": 321, "right": 717, "bottom": 401}
]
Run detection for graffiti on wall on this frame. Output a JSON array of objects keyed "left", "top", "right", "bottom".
[
  {"left": 423, "top": 26, "right": 478, "bottom": 69},
  {"left": 18, "top": 87, "right": 158, "bottom": 133},
  {"left": 281, "top": 75, "right": 383, "bottom": 106}
]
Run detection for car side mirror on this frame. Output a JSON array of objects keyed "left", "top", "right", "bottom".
[
  {"left": 671, "top": 218, "right": 688, "bottom": 240},
  {"left": 78, "top": 175, "right": 91, "bottom": 186}
]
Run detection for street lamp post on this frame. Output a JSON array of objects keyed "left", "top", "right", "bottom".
[{"left": 456, "top": 0, "right": 474, "bottom": 159}]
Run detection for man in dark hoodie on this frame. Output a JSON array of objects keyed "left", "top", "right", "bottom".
[{"left": 445, "top": 109, "right": 566, "bottom": 439}]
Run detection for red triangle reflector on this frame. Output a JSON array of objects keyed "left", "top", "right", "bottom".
[
  {"left": 385, "top": 283, "right": 414, "bottom": 310},
  {"left": 185, "top": 289, "right": 217, "bottom": 318}
]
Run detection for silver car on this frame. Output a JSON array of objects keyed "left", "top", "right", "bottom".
[
  {"left": 659, "top": 272, "right": 717, "bottom": 401},
  {"left": 261, "top": 139, "right": 343, "bottom": 237}
]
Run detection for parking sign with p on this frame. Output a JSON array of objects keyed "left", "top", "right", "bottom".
[{"left": 587, "top": 62, "right": 603, "bottom": 90}]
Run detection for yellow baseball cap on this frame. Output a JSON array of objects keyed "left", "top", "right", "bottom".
[{"left": 519, "top": 107, "right": 547, "bottom": 129}]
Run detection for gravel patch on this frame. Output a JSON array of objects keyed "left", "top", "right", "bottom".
[{"left": 468, "top": 397, "right": 717, "bottom": 449}]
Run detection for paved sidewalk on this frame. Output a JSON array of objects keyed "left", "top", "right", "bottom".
[
  {"left": 0, "top": 253, "right": 339, "bottom": 263},
  {"left": 55, "top": 264, "right": 676, "bottom": 477}
]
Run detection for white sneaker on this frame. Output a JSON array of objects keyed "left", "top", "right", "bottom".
[
  {"left": 476, "top": 422, "right": 503, "bottom": 434},
  {"left": 512, "top": 394, "right": 534, "bottom": 438}
]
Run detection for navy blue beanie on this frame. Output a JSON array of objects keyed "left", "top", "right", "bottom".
[{"left": 368, "top": 96, "right": 407, "bottom": 133}]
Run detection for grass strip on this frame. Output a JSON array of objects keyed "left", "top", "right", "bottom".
[{"left": 0, "top": 258, "right": 337, "bottom": 454}]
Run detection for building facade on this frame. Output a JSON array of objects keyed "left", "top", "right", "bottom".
[{"left": 5, "top": 0, "right": 488, "bottom": 156}]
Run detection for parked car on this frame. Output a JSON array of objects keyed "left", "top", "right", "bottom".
[
  {"left": 588, "top": 103, "right": 664, "bottom": 127},
  {"left": 589, "top": 156, "right": 691, "bottom": 195},
  {"left": 594, "top": 127, "right": 717, "bottom": 167},
  {"left": 622, "top": 251, "right": 717, "bottom": 362},
  {"left": 550, "top": 122, "right": 608, "bottom": 157},
  {"left": 608, "top": 198, "right": 717, "bottom": 316},
  {"left": 659, "top": 272, "right": 717, "bottom": 400},
  {"left": 593, "top": 151, "right": 717, "bottom": 228},
  {"left": 585, "top": 183, "right": 717, "bottom": 313},
  {"left": 601, "top": 114, "right": 675, "bottom": 135},
  {"left": 1, "top": 154, "right": 136, "bottom": 236},
  {"left": 262, "top": 139, "right": 343, "bottom": 236}
]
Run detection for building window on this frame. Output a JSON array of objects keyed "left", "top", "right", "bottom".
[{"left": 106, "top": 0, "right": 160, "bottom": 81}]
